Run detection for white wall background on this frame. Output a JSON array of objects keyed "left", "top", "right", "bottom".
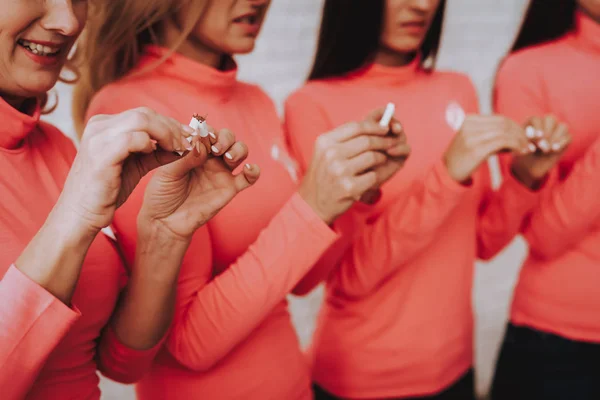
[{"left": 43, "top": 0, "right": 531, "bottom": 398}]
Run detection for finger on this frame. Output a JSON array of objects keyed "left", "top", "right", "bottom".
[
  {"left": 158, "top": 142, "right": 210, "bottom": 179},
  {"left": 210, "top": 128, "right": 236, "bottom": 156},
  {"left": 328, "top": 119, "right": 388, "bottom": 142},
  {"left": 388, "top": 118, "right": 404, "bottom": 137},
  {"left": 345, "top": 151, "right": 388, "bottom": 175},
  {"left": 105, "top": 108, "right": 193, "bottom": 153},
  {"left": 549, "top": 123, "right": 571, "bottom": 152},
  {"left": 386, "top": 142, "right": 411, "bottom": 158},
  {"left": 346, "top": 171, "right": 378, "bottom": 198},
  {"left": 525, "top": 116, "right": 543, "bottom": 140},
  {"left": 223, "top": 141, "right": 249, "bottom": 170},
  {"left": 234, "top": 163, "right": 261, "bottom": 192},
  {"left": 340, "top": 134, "right": 400, "bottom": 158},
  {"left": 543, "top": 115, "right": 558, "bottom": 137},
  {"left": 372, "top": 158, "right": 406, "bottom": 186}
]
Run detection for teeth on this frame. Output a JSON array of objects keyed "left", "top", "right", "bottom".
[{"left": 19, "top": 39, "right": 60, "bottom": 56}]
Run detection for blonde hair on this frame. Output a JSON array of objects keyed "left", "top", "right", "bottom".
[{"left": 72, "top": 0, "right": 207, "bottom": 134}]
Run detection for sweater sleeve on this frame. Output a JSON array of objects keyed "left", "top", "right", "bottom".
[
  {"left": 522, "top": 136, "right": 600, "bottom": 259},
  {"left": 95, "top": 324, "right": 165, "bottom": 384},
  {"left": 283, "top": 90, "right": 356, "bottom": 295},
  {"left": 166, "top": 194, "right": 338, "bottom": 371},
  {"left": 475, "top": 154, "right": 541, "bottom": 260},
  {"left": 0, "top": 265, "right": 80, "bottom": 399},
  {"left": 328, "top": 74, "right": 478, "bottom": 298}
]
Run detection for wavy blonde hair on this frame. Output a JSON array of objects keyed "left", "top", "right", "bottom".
[{"left": 72, "top": 0, "right": 207, "bottom": 134}]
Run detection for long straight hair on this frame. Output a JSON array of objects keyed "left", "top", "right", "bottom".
[
  {"left": 308, "top": 0, "right": 446, "bottom": 81},
  {"left": 510, "top": 0, "right": 577, "bottom": 53},
  {"left": 71, "top": 0, "right": 207, "bottom": 135}
]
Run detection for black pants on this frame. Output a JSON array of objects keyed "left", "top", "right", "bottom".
[
  {"left": 313, "top": 369, "right": 475, "bottom": 400},
  {"left": 491, "top": 323, "right": 600, "bottom": 400}
]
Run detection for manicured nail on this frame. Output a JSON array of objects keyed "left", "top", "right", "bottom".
[
  {"left": 245, "top": 163, "right": 251, "bottom": 170},
  {"left": 552, "top": 143, "right": 561, "bottom": 151},
  {"left": 182, "top": 137, "right": 193, "bottom": 151},
  {"left": 209, "top": 131, "right": 217, "bottom": 140},
  {"left": 538, "top": 139, "right": 549, "bottom": 151},
  {"left": 525, "top": 126, "right": 536, "bottom": 139},
  {"left": 225, "top": 152, "right": 233, "bottom": 160},
  {"left": 528, "top": 143, "right": 537, "bottom": 153},
  {"left": 211, "top": 145, "right": 219, "bottom": 153},
  {"left": 393, "top": 122, "right": 402, "bottom": 132}
]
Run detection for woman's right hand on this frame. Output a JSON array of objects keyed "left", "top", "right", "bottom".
[
  {"left": 444, "top": 115, "right": 534, "bottom": 183},
  {"left": 298, "top": 110, "right": 408, "bottom": 225},
  {"left": 58, "top": 107, "right": 195, "bottom": 236}
]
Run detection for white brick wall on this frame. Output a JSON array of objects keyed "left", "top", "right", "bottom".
[{"left": 43, "top": 1, "right": 531, "bottom": 398}]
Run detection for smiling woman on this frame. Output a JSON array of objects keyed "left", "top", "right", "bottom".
[{"left": 0, "top": 1, "right": 257, "bottom": 399}]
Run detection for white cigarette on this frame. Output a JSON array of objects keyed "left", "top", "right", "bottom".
[
  {"left": 176, "top": 116, "right": 204, "bottom": 156},
  {"left": 379, "top": 102, "right": 395, "bottom": 128}
]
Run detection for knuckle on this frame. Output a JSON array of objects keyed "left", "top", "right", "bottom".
[
  {"left": 324, "top": 147, "right": 338, "bottom": 162},
  {"left": 330, "top": 160, "right": 346, "bottom": 177}
]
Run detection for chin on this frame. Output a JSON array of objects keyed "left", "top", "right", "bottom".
[
  {"left": 228, "top": 39, "right": 258, "bottom": 55},
  {"left": 16, "top": 75, "right": 60, "bottom": 98}
]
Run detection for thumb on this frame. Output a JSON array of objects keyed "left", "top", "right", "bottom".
[{"left": 160, "top": 144, "right": 210, "bottom": 179}]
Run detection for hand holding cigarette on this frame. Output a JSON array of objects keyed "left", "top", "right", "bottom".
[
  {"left": 139, "top": 113, "right": 260, "bottom": 241},
  {"left": 510, "top": 115, "right": 571, "bottom": 189},
  {"left": 298, "top": 106, "right": 409, "bottom": 224}
]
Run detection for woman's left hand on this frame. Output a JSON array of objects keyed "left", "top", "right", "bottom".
[
  {"left": 138, "top": 127, "right": 260, "bottom": 241},
  {"left": 511, "top": 115, "right": 571, "bottom": 189}
]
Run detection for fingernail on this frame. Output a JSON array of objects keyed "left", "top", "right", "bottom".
[
  {"left": 199, "top": 128, "right": 209, "bottom": 138},
  {"left": 211, "top": 145, "right": 219, "bottom": 153},
  {"left": 552, "top": 143, "right": 561, "bottom": 151},
  {"left": 393, "top": 122, "right": 402, "bottom": 132},
  {"left": 225, "top": 152, "right": 233, "bottom": 160},
  {"left": 528, "top": 143, "right": 537, "bottom": 153},
  {"left": 538, "top": 139, "right": 549, "bottom": 151},
  {"left": 182, "top": 124, "right": 195, "bottom": 134},
  {"left": 245, "top": 163, "right": 251, "bottom": 170},
  {"left": 182, "top": 137, "right": 193, "bottom": 151},
  {"left": 525, "top": 126, "right": 536, "bottom": 139},
  {"left": 209, "top": 131, "right": 217, "bottom": 140}
]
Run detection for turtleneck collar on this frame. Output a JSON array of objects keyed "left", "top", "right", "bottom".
[
  {"left": 0, "top": 96, "right": 41, "bottom": 150},
  {"left": 139, "top": 45, "right": 238, "bottom": 103},
  {"left": 572, "top": 9, "right": 600, "bottom": 54},
  {"left": 347, "top": 54, "right": 422, "bottom": 86}
]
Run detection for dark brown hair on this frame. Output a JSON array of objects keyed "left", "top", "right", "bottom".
[{"left": 308, "top": 0, "right": 446, "bottom": 81}]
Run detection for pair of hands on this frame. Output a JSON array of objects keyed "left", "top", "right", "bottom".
[
  {"left": 57, "top": 107, "right": 259, "bottom": 244},
  {"left": 444, "top": 114, "right": 570, "bottom": 187}
]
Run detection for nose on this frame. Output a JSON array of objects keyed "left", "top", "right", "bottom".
[
  {"left": 410, "top": 0, "right": 438, "bottom": 13},
  {"left": 40, "top": 0, "right": 82, "bottom": 37}
]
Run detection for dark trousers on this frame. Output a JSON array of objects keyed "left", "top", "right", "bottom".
[
  {"left": 491, "top": 323, "right": 600, "bottom": 400},
  {"left": 313, "top": 369, "right": 475, "bottom": 400}
]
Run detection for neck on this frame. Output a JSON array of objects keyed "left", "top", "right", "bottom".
[
  {"left": 162, "top": 20, "right": 225, "bottom": 69},
  {"left": 578, "top": 5, "right": 600, "bottom": 25},
  {"left": 374, "top": 47, "right": 418, "bottom": 67}
]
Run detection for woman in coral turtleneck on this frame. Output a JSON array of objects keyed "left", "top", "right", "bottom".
[
  {"left": 73, "top": 0, "right": 409, "bottom": 399},
  {"left": 491, "top": 1, "right": 600, "bottom": 399},
  {"left": 285, "top": 1, "right": 570, "bottom": 399},
  {"left": 0, "top": 1, "right": 257, "bottom": 399}
]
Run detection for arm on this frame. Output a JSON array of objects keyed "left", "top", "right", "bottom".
[
  {"left": 0, "top": 201, "right": 91, "bottom": 398},
  {"left": 167, "top": 194, "right": 338, "bottom": 371},
  {"left": 522, "top": 136, "right": 600, "bottom": 259},
  {"left": 283, "top": 90, "right": 355, "bottom": 295},
  {"left": 95, "top": 221, "right": 190, "bottom": 383},
  {"left": 475, "top": 154, "right": 541, "bottom": 260}
]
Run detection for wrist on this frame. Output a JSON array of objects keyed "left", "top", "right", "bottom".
[
  {"left": 297, "top": 186, "right": 335, "bottom": 225},
  {"left": 510, "top": 161, "right": 545, "bottom": 190}
]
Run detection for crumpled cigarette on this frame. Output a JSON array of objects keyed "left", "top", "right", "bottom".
[{"left": 176, "top": 114, "right": 210, "bottom": 155}]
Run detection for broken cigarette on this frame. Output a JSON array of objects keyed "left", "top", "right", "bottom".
[
  {"left": 379, "top": 102, "right": 396, "bottom": 128},
  {"left": 176, "top": 114, "right": 209, "bottom": 156}
]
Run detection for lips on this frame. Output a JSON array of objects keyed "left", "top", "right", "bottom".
[{"left": 17, "top": 39, "right": 62, "bottom": 57}]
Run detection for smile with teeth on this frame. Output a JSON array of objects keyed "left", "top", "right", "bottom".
[
  {"left": 237, "top": 15, "right": 257, "bottom": 24},
  {"left": 18, "top": 40, "right": 61, "bottom": 57}
]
